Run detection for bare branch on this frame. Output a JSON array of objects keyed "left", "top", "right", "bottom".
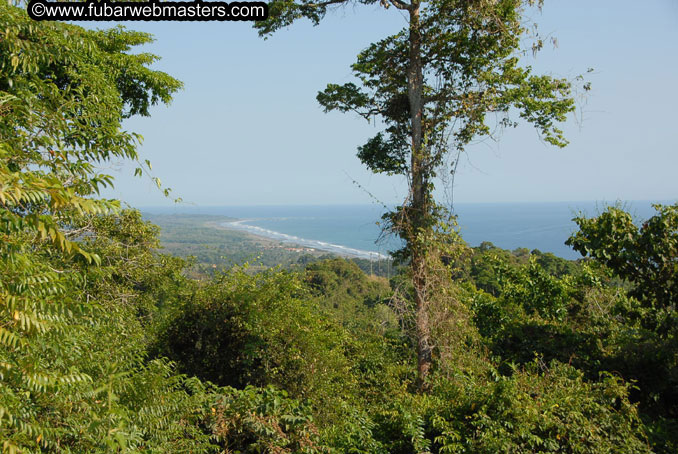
[
  {"left": 304, "top": 0, "right": 352, "bottom": 9},
  {"left": 388, "top": 0, "right": 411, "bottom": 11}
]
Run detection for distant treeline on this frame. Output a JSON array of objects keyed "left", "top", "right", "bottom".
[
  {"left": 145, "top": 212, "right": 579, "bottom": 281},
  {"left": 144, "top": 212, "right": 400, "bottom": 277}
]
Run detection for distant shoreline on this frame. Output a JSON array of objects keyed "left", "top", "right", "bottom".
[
  {"left": 142, "top": 202, "right": 675, "bottom": 260},
  {"left": 214, "top": 219, "right": 389, "bottom": 261}
]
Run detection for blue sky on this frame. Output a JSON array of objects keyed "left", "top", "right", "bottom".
[{"left": 100, "top": 0, "right": 678, "bottom": 207}]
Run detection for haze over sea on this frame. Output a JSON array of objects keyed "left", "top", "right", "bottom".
[{"left": 144, "top": 201, "right": 671, "bottom": 260}]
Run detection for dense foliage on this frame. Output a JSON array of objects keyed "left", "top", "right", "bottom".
[
  {"left": 0, "top": 5, "right": 185, "bottom": 451},
  {"left": 2, "top": 4, "right": 676, "bottom": 453}
]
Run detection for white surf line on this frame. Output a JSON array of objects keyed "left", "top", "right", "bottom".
[{"left": 221, "top": 220, "right": 390, "bottom": 260}]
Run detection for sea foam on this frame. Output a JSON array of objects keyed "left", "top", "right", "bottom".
[{"left": 221, "top": 220, "right": 389, "bottom": 260}]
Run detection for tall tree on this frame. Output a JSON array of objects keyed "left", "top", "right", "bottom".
[{"left": 258, "top": 0, "right": 576, "bottom": 387}]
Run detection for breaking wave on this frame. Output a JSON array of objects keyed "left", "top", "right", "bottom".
[{"left": 221, "top": 219, "right": 389, "bottom": 260}]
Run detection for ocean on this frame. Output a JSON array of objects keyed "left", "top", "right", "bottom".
[{"left": 144, "top": 201, "right": 671, "bottom": 260}]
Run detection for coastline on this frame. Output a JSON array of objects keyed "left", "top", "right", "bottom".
[{"left": 210, "top": 219, "right": 389, "bottom": 260}]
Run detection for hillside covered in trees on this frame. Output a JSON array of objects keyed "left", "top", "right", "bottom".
[{"left": 2, "top": 2, "right": 678, "bottom": 453}]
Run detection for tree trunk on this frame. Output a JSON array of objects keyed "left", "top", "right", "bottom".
[{"left": 407, "top": 1, "right": 432, "bottom": 390}]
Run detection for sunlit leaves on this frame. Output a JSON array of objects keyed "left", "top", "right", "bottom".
[
  {"left": 0, "top": 3, "right": 183, "bottom": 449},
  {"left": 567, "top": 203, "right": 678, "bottom": 333}
]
